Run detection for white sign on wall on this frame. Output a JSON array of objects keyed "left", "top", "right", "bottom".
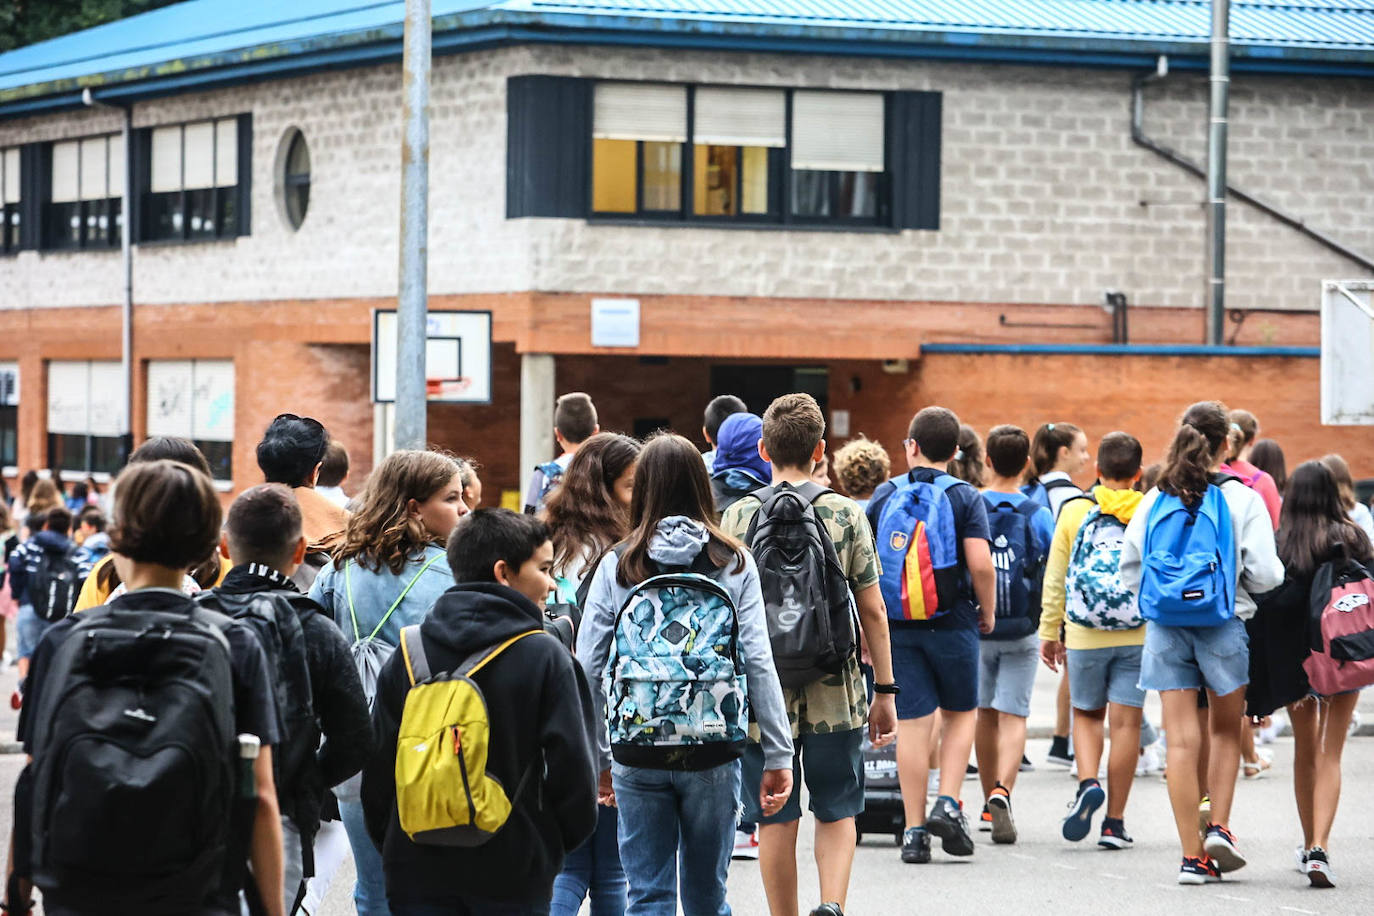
[
  {"left": 591, "top": 298, "right": 641, "bottom": 348},
  {"left": 1321, "top": 280, "right": 1374, "bottom": 425}
]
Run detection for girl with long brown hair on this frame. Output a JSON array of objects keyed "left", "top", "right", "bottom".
[
  {"left": 308, "top": 449, "right": 466, "bottom": 916},
  {"left": 575, "top": 434, "right": 792, "bottom": 916},
  {"left": 1121, "top": 401, "right": 1283, "bottom": 885},
  {"left": 1248, "top": 460, "right": 1372, "bottom": 887}
]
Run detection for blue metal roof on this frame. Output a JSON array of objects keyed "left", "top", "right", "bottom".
[{"left": 3, "top": 1, "right": 1374, "bottom": 119}]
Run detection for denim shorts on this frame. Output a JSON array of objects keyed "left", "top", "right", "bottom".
[
  {"left": 890, "top": 625, "right": 979, "bottom": 720},
  {"left": 1067, "top": 644, "right": 1145, "bottom": 710},
  {"left": 977, "top": 633, "right": 1039, "bottom": 718},
  {"left": 1139, "top": 616, "right": 1249, "bottom": 697},
  {"left": 740, "top": 728, "right": 864, "bottom": 824},
  {"left": 16, "top": 604, "right": 50, "bottom": 660}
]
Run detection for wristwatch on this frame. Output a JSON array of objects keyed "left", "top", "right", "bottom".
[{"left": 872, "top": 682, "right": 901, "bottom": 695}]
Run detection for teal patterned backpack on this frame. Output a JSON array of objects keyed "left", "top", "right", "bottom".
[
  {"left": 1065, "top": 509, "right": 1140, "bottom": 631},
  {"left": 605, "top": 554, "right": 748, "bottom": 770}
]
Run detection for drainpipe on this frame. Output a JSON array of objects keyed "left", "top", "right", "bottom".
[
  {"left": 1131, "top": 60, "right": 1374, "bottom": 286},
  {"left": 1206, "top": 0, "right": 1230, "bottom": 345},
  {"left": 82, "top": 88, "right": 133, "bottom": 453}
]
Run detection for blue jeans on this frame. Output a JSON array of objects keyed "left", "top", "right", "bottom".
[
  {"left": 551, "top": 804, "right": 625, "bottom": 916},
  {"left": 339, "top": 799, "right": 391, "bottom": 916},
  {"left": 611, "top": 761, "right": 740, "bottom": 916},
  {"left": 392, "top": 900, "right": 546, "bottom": 916}
]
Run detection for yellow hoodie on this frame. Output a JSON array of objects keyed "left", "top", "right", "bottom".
[{"left": 1039, "top": 485, "right": 1145, "bottom": 650}]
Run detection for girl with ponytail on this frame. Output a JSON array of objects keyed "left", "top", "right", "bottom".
[
  {"left": 1024, "top": 422, "right": 1091, "bottom": 520},
  {"left": 1120, "top": 401, "right": 1283, "bottom": 885}
]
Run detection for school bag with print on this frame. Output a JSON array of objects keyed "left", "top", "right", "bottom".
[
  {"left": 983, "top": 496, "right": 1045, "bottom": 626},
  {"left": 605, "top": 550, "right": 747, "bottom": 770},
  {"left": 394, "top": 626, "right": 542, "bottom": 845},
  {"left": 1065, "top": 508, "right": 1140, "bottom": 630},
  {"left": 1303, "top": 556, "right": 1374, "bottom": 695},
  {"left": 29, "top": 542, "right": 83, "bottom": 622},
  {"left": 28, "top": 599, "right": 237, "bottom": 914},
  {"left": 744, "top": 482, "right": 857, "bottom": 688},
  {"left": 526, "top": 461, "right": 565, "bottom": 515},
  {"left": 1139, "top": 482, "right": 1237, "bottom": 627},
  {"left": 870, "top": 472, "right": 962, "bottom": 622}
]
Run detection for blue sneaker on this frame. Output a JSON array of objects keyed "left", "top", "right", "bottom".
[{"left": 1062, "top": 779, "right": 1105, "bottom": 842}]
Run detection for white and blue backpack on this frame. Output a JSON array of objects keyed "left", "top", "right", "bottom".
[
  {"left": 605, "top": 552, "right": 748, "bottom": 770},
  {"left": 1065, "top": 508, "right": 1139, "bottom": 631}
]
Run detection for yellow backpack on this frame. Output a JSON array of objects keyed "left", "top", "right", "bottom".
[{"left": 395, "top": 625, "right": 542, "bottom": 846}]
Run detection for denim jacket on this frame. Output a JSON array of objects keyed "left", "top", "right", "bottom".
[{"left": 309, "top": 545, "right": 455, "bottom": 649}]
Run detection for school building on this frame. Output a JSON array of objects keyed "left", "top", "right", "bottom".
[{"left": 2, "top": 0, "right": 1373, "bottom": 501}]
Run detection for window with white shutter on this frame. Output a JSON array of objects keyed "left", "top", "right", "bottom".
[
  {"left": 143, "top": 116, "right": 248, "bottom": 243},
  {"left": 47, "top": 360, "right": 128, "bottom": 475}
]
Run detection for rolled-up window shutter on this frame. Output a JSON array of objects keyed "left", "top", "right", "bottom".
[
  {"left": 183, "top": 122, "right": 215, "bottom": 190},
  {"left": 151, "top": 126, "right": 182, "bottom": 193},
  {"left": 791, "top": 91, "right": 885, "bottom": 172},
  {"left": 47, "top": 361, "right": 90, "bottom": 435},
  {"left": 107, "top": 136, "right": 125, "bottom": 198},
  {"left": 2, "top": 148, "right": 19, "bottom": 204},
  {"left": 215, "top": 119, "right": 238, "bottom": 188},
  {"left": 693, "top": 88, "right": 786, "bottom": 148},
  {"left": 192, "top": 360, "right": 235, "bottom": 442},
  {"left": 87, "top": 361, "right": 127, "bottom": 437},
  {"left": 146, "top": 360, "right": 193, "bottom": 438},
  {"left": 593, "top": 83, "right": 686, "bottom": 143},
  {"left": 50, "top": 141, "right": 79, "bottom": 203},
  {"left": 79, "top": 137, "right": 107, "bottom": 201}
]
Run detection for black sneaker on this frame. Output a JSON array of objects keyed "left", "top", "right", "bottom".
[
  {"left": 924, "top": 795, "right": 975, "bottom": 857},
  {"left": 1047, "top": 735, "right": 1074, "bottom": 768},
  {"left": 1019, "top": 754, "right": 1035, "bottom": 773},
  {"left": 901, "top": 826, "right": 931, "bottom": 864},
  {"left": 1305, "top": 846, "right": 1334, "bottom": 888},
  {"left": 988, "top": 784, "right": 1016, "bottom": 845},
  {"left": 965, "top": 763, "right": 979, "bottom": 779},
  {"left": 809, "top": 905, "right": 845, "bottom": 916},
  {"left": 1061, "top": 779, "right": 1105, "bottom": 842},
  {"left": 1098, "top": 817, "right": 1133, "bottom": 850},
  {"left": 1178, "top": 855, "right": 1222, "bottom": 885},
  {"left": 1203, "top": 824, "right": 1247, "bottom": 873}
]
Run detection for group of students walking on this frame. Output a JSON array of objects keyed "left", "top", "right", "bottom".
[{"left": 0, "top": 390, "right": 1368, "bottom": 916}]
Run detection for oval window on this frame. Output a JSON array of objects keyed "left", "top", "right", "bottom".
[{"left": 282, "top": 130, "right": 311, "bottom": 230}]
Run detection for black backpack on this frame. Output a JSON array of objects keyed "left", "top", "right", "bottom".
[
  {"left": 28, "top": 601, "right": 238, "bottom": 914},
  {"left": 744, "top": 482, "right": 858, "bottom": 688},
  {"left": 29, "top": 542, "right": 82, "bottom": 622},
  {"left": 196, "top": 587, "right": 317, "bottom": 834}
]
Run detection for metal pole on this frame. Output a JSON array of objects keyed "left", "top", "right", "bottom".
[
  {"left": 395, "top": 0, "right": 431, "bottom": 450},
  {"left": 1206, "top": 0, "right": 1230, "bottom": 344}
]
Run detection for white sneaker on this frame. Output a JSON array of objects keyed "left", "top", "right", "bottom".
[
  {"left": 1348, "top": 709, "right": 1362, "bottom": 738},
  {"left": 732, "top": 828, "right": 759, "bottom": 860},
  {"left": 1136, "top": 742, "right": 1165, "bottom": 777}
]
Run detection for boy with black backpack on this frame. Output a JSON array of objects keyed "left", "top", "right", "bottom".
[
  {"left": 361, "top": 508, "right": 598, "bottom": 914},
  {"left": 199, "top": 484, "right": 372, "bottom": 915},
  {"left": 973, "top": 426, "right": 1053, "bottom": 845},
  {"left": 866, "top": 406, "right": 996, "bottom": 865},
  {"left": 7, "top": 506, "right": 89, "bottom": 705},
  {"left": 720, "top": 393, "right": 897, "bottom": 916},
  {"left": 12, "top": 459, "right": 284, "bottom": 916},
  {"left": 1040, "top": 432, "right": 1147, "bottom": 851}
]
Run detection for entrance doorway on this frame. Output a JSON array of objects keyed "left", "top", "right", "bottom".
[{"left": 710, "top": 365, "right": 828, "bottom": 416}]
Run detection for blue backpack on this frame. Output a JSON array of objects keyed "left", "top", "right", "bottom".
[
  {"left": 868, "top": 472, "right": 963, "bottom": 622},
  {"left": 605, "top": 553, "right": 747, "bottom": 770},
  {"left": 984, "top": 496, "right": 1046, "bottom": 627},
  {"left": 1139, "top": 483, "right": 1236, "bottom": 627}
]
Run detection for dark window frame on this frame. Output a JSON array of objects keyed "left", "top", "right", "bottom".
[
  {"left": 588, "top": 83, "right": 889, "bottom": 228},
  {"left": 1, "top": 146, "right": 19, "bottom": 255},
  {"left": 138, "top": 114, "right": 251, "bottom": 245},
  {"left": 40, "top": 135, "right": 123, "bottom": 252},
  {"left": 283, "top": 129, "right": 311, "bottom": 231},
  {"left": 0, "top": 405, "right": 15, "bottom": 468}
]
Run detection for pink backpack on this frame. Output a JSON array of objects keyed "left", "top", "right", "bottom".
[{"left": 1304, "top": 558, "right": 1374, "bottom": 696}]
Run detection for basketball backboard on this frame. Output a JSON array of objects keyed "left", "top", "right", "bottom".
[
  {"left": 1321, "top": 281, "right": 1374, "bottom": 425},
  {"left": 372, "top": 309, "right": 492, "bottom": 404}
]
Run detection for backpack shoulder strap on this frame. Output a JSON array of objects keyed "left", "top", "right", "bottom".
[
  {"left": 1012, "top": 499, "right": 1043, "bottom": 523},
  {"left": 459, "top": 629, "right": 543, "bottom": 679},
  {"left": 400, "top": 625, "right": 430, "bottom": 686},
  {"left": 366, "top": 552, "right": 445, "bottom": 643},
  {"left": 791, "top": 481, "right": 832, "bottom": 506},
  {"left": 931, "top": 472, "right": 966, "bottom": 495},
  {"left": 742, "top": 491, "right": 773, "bottom": 545}
]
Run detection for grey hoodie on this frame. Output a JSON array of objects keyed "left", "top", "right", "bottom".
[{"left": 576, "top": 516, "right": 793, "bottom": 771}]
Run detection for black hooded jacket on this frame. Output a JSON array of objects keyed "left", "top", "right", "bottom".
[{"left": 360, "top": 583, "right": 599, "bottom": 906}]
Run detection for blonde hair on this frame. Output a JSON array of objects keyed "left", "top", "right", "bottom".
[{"left": 834, "top": 436, "right": 891, "bottom": 500}]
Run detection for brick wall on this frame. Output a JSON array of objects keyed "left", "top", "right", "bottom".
[{"left": 830, "top": 352, "right": 1374, "bottom": 484}]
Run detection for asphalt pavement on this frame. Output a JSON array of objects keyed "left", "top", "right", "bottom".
[{"left": 0, "top": 648, "right": 1371, "bottom": 914}]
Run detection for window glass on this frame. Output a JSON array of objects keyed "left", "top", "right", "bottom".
[
  {"left": 592, "top": 139, "right": 637, "bottom": 213},
  {"left": 45, "top": 136, "right": 122, "bottom": 249},
  {"left": 694, "top": 146, "right": 737, "bottom": 216},
  {"left": 284, "top": 130, "right": 311, "bottom": 230},
  {"left": 791, "top": 170, "right": 831, "bottom": 218},
  {"left": 0, "top": 406, "right": 15, "bottom": 468},
  {"left": 742, "top": 147, "right": 771, "bottom": 215},
  {"left": 1, "top": 149, "right": 19, "bottom": 252},
  {"left": 641, "top": 142, "right": 681, "bottom": 212},
  {"left": 143, "top": 117, "right": 243, "bottom": 243}
]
